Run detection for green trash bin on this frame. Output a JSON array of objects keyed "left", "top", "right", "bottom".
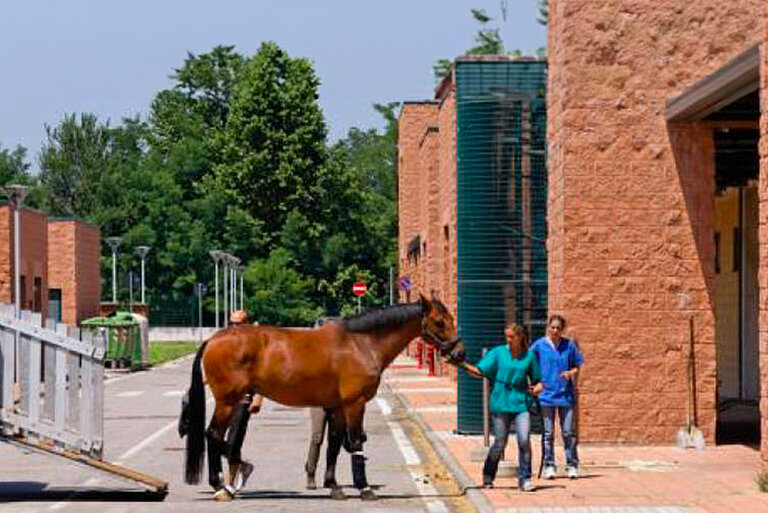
[{"left": 82, "top": 312, "right": 142, "bottom": 369}]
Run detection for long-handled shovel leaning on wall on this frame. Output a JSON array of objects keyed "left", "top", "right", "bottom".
[{"left": 676, "top": 316, "right": 705, "bottom": 450}]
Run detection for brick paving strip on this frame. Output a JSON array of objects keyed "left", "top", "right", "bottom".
[
  {"left": 497, "top": 508, "right": 700, "bottom": 513},
  {"left": 382, "top": 356, "right": 768, "bottom": 513}
]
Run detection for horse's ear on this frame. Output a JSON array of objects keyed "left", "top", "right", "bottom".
[
  {"left": 419, "top": 293, "right": 431, "bottom": 311},
  {"left": 430, "top": 289, "right": 440, "bottom": 302}
]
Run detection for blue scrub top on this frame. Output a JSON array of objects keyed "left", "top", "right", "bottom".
[{"left": 530, "top": 337, "right": 584, "bottom": 406}]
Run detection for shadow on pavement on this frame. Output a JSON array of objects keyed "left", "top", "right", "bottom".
[
  {"left": 0, "top": 482, "right": 167, "bottom": 502},
  {"left": 232, "top": 485, "right": 466, "bottom": 502}
]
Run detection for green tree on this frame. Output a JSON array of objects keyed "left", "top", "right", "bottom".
[
  {"left": 0, "top": 144, "right": 45, "bottom": 208},
  {"left": 0, "top": 144, "right": 30, "bottom": 184},
  {"left": 38, "top": 113, "right": 110, "bottom": 217},
  {"left": 466, "top": 8, "right": 505, "bottom": 55},
  {"left": 173, "top": 45, "right": 246, "bottom": 131},
  {"left": 213, "top": 41, "right": 328, "bottom": 244},
  {"left": 244, "top": 248, "right": 322, "bottom": 325},
  {"left": 433, "top": 5, "right": 547, "bottom": 83},
  {"left": 537, "top": 0, "right": 548, "bottom": 26}
]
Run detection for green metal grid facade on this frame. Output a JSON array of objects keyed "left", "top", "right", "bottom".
[{"left": 456, "top": 60, "right": 548, "bottom": 433}]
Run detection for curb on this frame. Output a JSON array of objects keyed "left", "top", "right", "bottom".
[{"left": 384, "top": 378, "right": 496, "bottom": 513}]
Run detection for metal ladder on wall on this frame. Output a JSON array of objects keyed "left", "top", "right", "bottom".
[{"left": 0, "top": 303, "right": 167, "bottom": 496}]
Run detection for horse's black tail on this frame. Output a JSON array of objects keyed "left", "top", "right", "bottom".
[{"left": 184, "top": 341, "right": 208, "bottom": 484}]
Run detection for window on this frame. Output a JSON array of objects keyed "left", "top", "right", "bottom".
[
  {"left": 34, "top": 277, "right": 42, "bottom": 313},
  {"left": 48, "top": 289, "right": 62, "bottom": 322},
  {"left": 20, "top": 275, "right": 26, "bottom": 309},
  {"left": 714, "top": 232, "right": 720, "bottom": 274}
]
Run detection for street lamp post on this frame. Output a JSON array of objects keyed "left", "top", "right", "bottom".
[
  {"left": 2, "top": 185, "right": 29, "bottom": 318},
  {"left": 222, "top": 253, "right": 229, "bottom": 328},
  {"left": 128, "top": 270, "right": 136, "bottom": 313},
  {"left": 209, "top": 250, "right": 223, "bottom": 329},
  {"left": 3, "top": 185, "right": 29, "bottom": 394},
  {"left": 231, "top": 257, "right": 241, "bottom": 313},
  {"left": 196, "top": 283, "right": 208, "bottom": 342},
  {"left": 135, "top": 246, "right": 150, "bottom": 305},
  {"left": 239, "top": 265, "right": 244, "bottom": 310},
  {"left": 106, "top": 237, "right": 122, "bottom": 304}
]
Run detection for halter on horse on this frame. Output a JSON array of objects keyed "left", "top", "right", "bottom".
[{"left": 181, "top": 293, "right": 465, "bottom": 501}]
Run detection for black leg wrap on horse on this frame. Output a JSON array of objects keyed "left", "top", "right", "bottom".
[
  {"left": 206, "top": 429, "right": 225, "bottom": 488},
  {"left": 351, "top": 453, "right": 368, "bottom": 489},
  {"left": 225, "top": 398, "right": 252, "bottom": 464},
  {"left": 324, "top": 426, "right": 343, "bottom": 488}
]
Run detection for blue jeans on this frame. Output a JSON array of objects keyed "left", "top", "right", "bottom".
[
  {"left": 541, "top": 405, "right": 578, "bottom": 469},
  {"left": 482, "top": 412, "right": 531, "bottom": 486}
]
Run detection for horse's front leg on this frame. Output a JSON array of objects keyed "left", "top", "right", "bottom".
[
  {"left": 324, "top": 408, "right": 347, "bottom": 500},
  {"left": 343, "top": 398, "right": 376, "bottom": 501}
]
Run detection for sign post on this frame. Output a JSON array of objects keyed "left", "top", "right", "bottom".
[{"left": 352, "top": 282, "right": 367, "bottom": 313}]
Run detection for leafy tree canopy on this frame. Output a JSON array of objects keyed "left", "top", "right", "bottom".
[{"left": 30, "top": 42, "right": 399, "bottom": 325}]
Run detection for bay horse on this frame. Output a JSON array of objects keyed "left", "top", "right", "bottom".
[{"left": 182, "top": 294, "right": 465, "bottom": 501}]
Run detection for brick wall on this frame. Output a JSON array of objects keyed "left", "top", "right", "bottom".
[
  {"left": 398, "top": 88, "right": 460, "bottom": 376},
  {"left": 548, "top": 0, "right": 765, "bottom": 443},
  {"left": 760, "top": 7, "right": 768, "bottom": 472},
  {"left": 398, "top": 101, "right": 438, "bottom": 304},
  {"left": 436, "top": 84, "right": 459, "bottom": 377},
  {"left": 48, "top": 220, "right": 102, "bottom": 325},
  {"left": 0, "top": 206, "right": 49, "bottom": 318},
  {"left": 0, "top": 207, "right": 10, "bottom": 304},
  {"left": 75, "top": 222, "right": 101, "bottom": 322},
  {"left": 48, "top": 221, "right": 76, "bottom": 323}
]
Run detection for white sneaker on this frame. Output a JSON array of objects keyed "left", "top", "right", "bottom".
[
  {"left": 543, "top": 466, "right": 556, "bottom": 480},
  {"left": 234, "top": 461, "right": 254, "bottom": 491},
  {"left": 521, "top": 480, "right": 535, "bottom": 492},
  {"left": 566, "top": 466, "right": 579, "bottom": 479}
]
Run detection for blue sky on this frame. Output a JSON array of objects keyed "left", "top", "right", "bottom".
[{"left": 0, "top": 1, "right": 546, "bottom": 170}]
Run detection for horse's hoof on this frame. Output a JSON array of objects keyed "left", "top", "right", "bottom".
[
  {"left": 360, "top": 488, "right": 378, "bottom": 501},
  {"left": 330, "top": 487, "right": 347, "bottom": 500},
  {"left": 306, "top": 474, "right": 317, "bottom": 490},
  {"left": 323, "top": 479, "right": 337, "bottom": 489},
  {"left": 214, "top": 486, "right": 235, "bottom": 502}
]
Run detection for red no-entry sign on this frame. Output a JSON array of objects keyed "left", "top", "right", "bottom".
[{"left": 352, "top": 282, "right": 367, "bottom": 296}]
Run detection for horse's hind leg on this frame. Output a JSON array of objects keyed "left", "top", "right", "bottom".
[
  {"left": 343, "top": 399, "right": 376, "bottom": 501},
  {"left": 206, "top": 402, "right": 236, "bottom": 500},
  {"left": 224, "top": 394, "right": 253, "bottom": 492},
  {"left": 324, "top": 408, "right": 346, "bottom": 500}
]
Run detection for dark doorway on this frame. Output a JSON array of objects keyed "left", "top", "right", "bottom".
[{"left": 709, "top": 93, "right": 760, "bottom": 446}]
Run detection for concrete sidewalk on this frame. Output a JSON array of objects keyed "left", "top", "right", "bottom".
[{"left": 382, "top": 356, "right": 768, "bottom": 513}]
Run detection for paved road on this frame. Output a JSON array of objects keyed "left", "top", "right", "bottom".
[{"left": 0, "top": 355, "right": 458, "bottom": 513}]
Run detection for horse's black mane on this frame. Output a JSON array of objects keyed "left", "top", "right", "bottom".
[{"left": 343, "top": 302, "right": 423, "bottom": 333}]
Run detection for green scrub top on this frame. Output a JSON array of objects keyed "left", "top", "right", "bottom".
[{"left": 476, "top": 346, "right": 541, "bottom": 414}]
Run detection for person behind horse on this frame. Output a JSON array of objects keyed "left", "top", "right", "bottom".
[
  {"left": 463, "top": 323, "right": 542, "bottom": 491},
  {"left": 304, "top": 317, "right": 334, "bottom": 490},
  {"left": 530, "top": 314, "right": 584, "bottom": 480},
  {"left": 227, "top": 310, "right": 259, "bottom": 491}
]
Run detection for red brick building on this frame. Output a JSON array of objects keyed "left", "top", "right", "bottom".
[
  {"left": 0, "top": 206, "right": 50, "bottom": 319},
  {"left": 48, "top": 219, "right": 101, "bottom": 324},
  {"left": 398, "top": 90, "right": 458, "bottom": 378},
  {"left": 0, "top": 205, "right": 101, "bottom": 325},
  {"left": 546, "top": 0, "right": 767, "bottom": 464},
  {"left": 400, "top": 1, "right": 768, "bottom": 467}
]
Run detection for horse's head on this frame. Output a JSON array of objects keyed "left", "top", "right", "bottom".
[{"left": 419, "top": 293, "right": 466, "bottom": 363}]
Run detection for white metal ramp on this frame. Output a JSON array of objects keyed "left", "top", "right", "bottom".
[{"left": 0, "top": 303, "right": 167, "bottom": 495}]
